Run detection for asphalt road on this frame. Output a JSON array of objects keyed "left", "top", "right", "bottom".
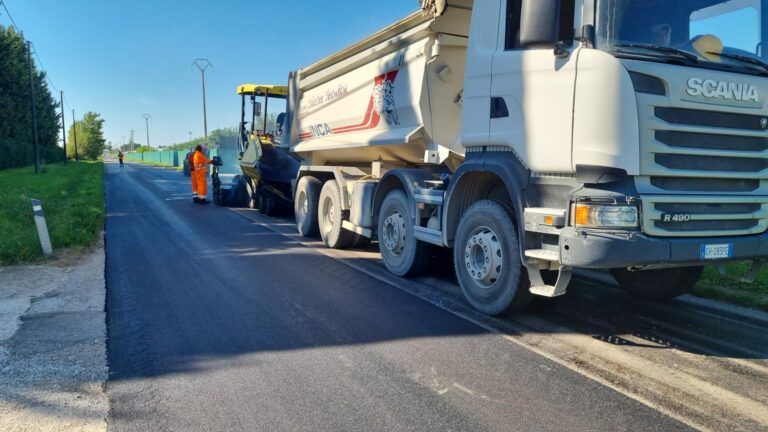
[{"left": 104, "top": 162, "right": 696, "bottom": 431}]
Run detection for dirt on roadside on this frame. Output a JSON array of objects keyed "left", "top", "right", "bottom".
[{"left": 0, "top": 239, "right": 108, "bottom": 432}]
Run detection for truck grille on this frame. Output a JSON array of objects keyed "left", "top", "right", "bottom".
[
  {"left": 641, "top": 195, "right": 768, "bottom": 237},
  {"left": 638, "top": 105, "right": 768, "bottom": 237},
  {"left": 654, "top": 107, "right": 768, "bottom": 131}
]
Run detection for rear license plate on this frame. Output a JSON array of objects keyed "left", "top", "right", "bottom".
[{"left": 700, "top": 244, "right": 733, "bottom": 260}]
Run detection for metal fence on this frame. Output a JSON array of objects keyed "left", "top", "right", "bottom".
[{"left": 123, "top": 148, "right": 250, "bottom": 180}]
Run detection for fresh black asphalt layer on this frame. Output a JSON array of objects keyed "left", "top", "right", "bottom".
[{"left": 104, "top": 162, "right": 691, "bottom": 431}]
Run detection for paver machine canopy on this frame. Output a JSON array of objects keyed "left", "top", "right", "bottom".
[{"left": 236, "top": 84, "right": 299, "bottom": 214}]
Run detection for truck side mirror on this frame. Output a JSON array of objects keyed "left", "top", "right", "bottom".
[
  {"left": 254, "top": 102, "right": 262, "bottom": 118},
  {"left": 519, "top": 0, "right": 561, "bottom": 49}
]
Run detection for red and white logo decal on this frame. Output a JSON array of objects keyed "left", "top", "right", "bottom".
[{"left": 299, "top": 71, "right": 399, "bottom": 140}]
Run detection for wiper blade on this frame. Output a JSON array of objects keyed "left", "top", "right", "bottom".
[
  {"left": 708, "top": 52, "right": 768, "bottom": 74},
  {"left": 613, "top": 43, "right": 699, "bottom": 63}
]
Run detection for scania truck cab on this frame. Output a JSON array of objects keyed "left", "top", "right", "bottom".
[{"left": 284, "top": 0, "right": 768, "bottom": 314}]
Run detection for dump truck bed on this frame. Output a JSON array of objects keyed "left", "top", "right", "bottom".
[{"left": 284, "top": 4, "right": 472, "bottom": 166}]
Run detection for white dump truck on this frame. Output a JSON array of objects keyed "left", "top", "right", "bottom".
[{"left": 281, "top": 0, "right": 768, "bottom": 314}]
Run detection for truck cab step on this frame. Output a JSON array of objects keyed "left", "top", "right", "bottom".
[
  {"left": 526, "top": 264, "right": 572, "bottom": 298},
  {"left": 525, "top": 249, "right": 559, "bottom": 262}
]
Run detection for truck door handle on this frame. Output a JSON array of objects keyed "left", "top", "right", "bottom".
[{"left": 490, "top": 97, "right": 509, "bottom": 119}]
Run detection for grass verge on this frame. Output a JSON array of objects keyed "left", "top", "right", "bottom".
[
  {"left": 0, "top": 162, "right": 104, "bottom": 265},
  {"left": 695, "top": 264, "right": 768, "bottom": 311}
]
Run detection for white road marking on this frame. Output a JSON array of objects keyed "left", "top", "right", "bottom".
[{"left": 452, "top": 383, "right": 475, "bottom": 396}]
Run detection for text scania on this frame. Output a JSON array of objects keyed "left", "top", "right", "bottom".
[
  {"left": 686, "top": 78, "right": 759, "bottom": 103},
  {"left": 308, "top": 123, "right": 333, "bottom": 137}
]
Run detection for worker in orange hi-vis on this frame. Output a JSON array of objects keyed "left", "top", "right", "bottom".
[
  {"left": 189, "top": 150, "right": 199, "bottom": 202},
  {"left": 192, "top": 145, "right": 214, "bottom": 204}
]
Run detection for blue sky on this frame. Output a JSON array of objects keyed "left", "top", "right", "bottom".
[{"left": 1, "top": 0, "right": 416, "bottom": 148}]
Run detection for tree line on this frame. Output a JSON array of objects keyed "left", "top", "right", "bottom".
[
  {"left": 0, "top": 25, "right": 105, "bottom": 170},
  {"left": 0, "top": 25, "right": 62, "bottom": 170}
]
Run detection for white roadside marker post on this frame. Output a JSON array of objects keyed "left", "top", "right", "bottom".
[{"left": 31, "top": 198, "right": 53, "bottom": 257}]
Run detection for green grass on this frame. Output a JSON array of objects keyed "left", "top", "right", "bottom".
[
  {"left": 0, "top": 162, "right": 104, "bottom": 265},
  {"left": 695, "top": 264, "right": 768, "bottom": 311}
]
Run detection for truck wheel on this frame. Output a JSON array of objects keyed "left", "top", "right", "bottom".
[
  {"left": 611, "top": 267, "right": 703, "bottom": 301},
  {"left": 352, "top": 234, "right": 371, "bottom": 249},
  {"left": 378, "top": 190, "right": 431, "bottom": 276},
  {"left": 318, "top": 180, "right": 354, "bottom": 249},
  {"left": 454, "top": 200, "right": 531, "bottom": 315},
  {"left": 295, "top": 176, "right": 321, "bottom": 237}
]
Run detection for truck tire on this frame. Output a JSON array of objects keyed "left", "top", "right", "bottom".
[
  {"left": 611, "top": 267, "right": 703, "bottom": 301},
  {"left": 295, "top": 176, "right": 321, "bottom": 237},
  {"left": 378, "top": 190, "right": 431, "bottom": 276},
  {"left": 453, "top": 200, "right": 531, "bottom": 315},
  {"left": 351, "top": 234, "right": 371, "bottom": 249},
  {"left": 318, "top": 180, "right": 355, "bottom": 249}
]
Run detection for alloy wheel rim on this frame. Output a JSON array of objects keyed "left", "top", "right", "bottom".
[
  {"left": 322, "top": 197, "right": 335, "bottom": 234},
  {"left": 464, "top": 226, "right": 502, "bottom": 289},
  {"left": 382, "top": 210, "right": 406, "bottom": 254}
]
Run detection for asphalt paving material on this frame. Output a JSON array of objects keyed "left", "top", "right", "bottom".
[{"left": 104, "top": 162, "right": 693, "bottom": 431}]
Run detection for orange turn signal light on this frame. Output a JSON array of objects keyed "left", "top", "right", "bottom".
[{"left": 574, "top": 205, "right": 589, "bottom": 226}]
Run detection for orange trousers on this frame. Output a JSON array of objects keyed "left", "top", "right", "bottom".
[{"left": 194, "top": 169, "right": 208, "bottom": 198}]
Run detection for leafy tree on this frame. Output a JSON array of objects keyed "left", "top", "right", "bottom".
[
  {"left": 66, "top": 112, "right": 106, "bottom": 160},
  {"left": 0, "top": 25, "right": 63, "bottom": 170},
  {"left": 167, "top": 127, "right": 239, "bottom": 151}
]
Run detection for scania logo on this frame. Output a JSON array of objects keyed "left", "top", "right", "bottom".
[
  {"left": 762, "top": 118, "right": 768, "bottom": 129},
  {"left": 686, "top": 78, "right": 760, "bottom": 103}
]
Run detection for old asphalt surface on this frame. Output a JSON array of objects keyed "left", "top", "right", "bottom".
[{"left": 104, "top": 162, "right": 768, "bottom": 431}]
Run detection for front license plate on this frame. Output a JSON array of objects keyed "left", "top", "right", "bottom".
[{"left": 700, "top": 244, "right": 733, "bottom": 260}]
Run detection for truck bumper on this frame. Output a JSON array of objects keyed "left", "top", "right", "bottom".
[{"left": 558, "top": 227, "right": 768, "bottom": 269}]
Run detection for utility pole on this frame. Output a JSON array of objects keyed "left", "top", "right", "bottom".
[
  {"left": 60, "top": 91, "right": 66, "bottom": 165},
  {"left": 142, "top": 113, "right": 151, "bottom": 148},
  {"left": 72, "top": 109, "right": 78, "bottom": 161},
  {"left": 193, "top": 59, "right": 212, "bottom": 144},
  {"left": 27, "top": 42, "right": 41, "bottom": 173},
  {"left": 130, "top": 130, "right": 135, "bottom": 151}
]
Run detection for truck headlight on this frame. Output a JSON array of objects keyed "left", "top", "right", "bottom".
[{"left": 574, "top": 203, "right": 639, "bottom": 228}]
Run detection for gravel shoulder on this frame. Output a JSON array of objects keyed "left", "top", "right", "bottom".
[{"left": 0, "top": 240, "right": 107, "bottom": 432}]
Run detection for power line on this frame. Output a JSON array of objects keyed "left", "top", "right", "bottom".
[
  {"left": 239, "top": 0, "right": 300, "bottom": 48},
  {"left": 31, "top": 45, "right": 59, "bottom": 92},
  {"left": 1, "top": 2, "right": 60, "bottom": 93},
  {"left": 0, "top": 0, "right": 20, "bottom": 31}
]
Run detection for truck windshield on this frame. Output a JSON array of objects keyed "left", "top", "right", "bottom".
[{"left": 596, "top": 0, "right": 768, "bottom": 75}]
